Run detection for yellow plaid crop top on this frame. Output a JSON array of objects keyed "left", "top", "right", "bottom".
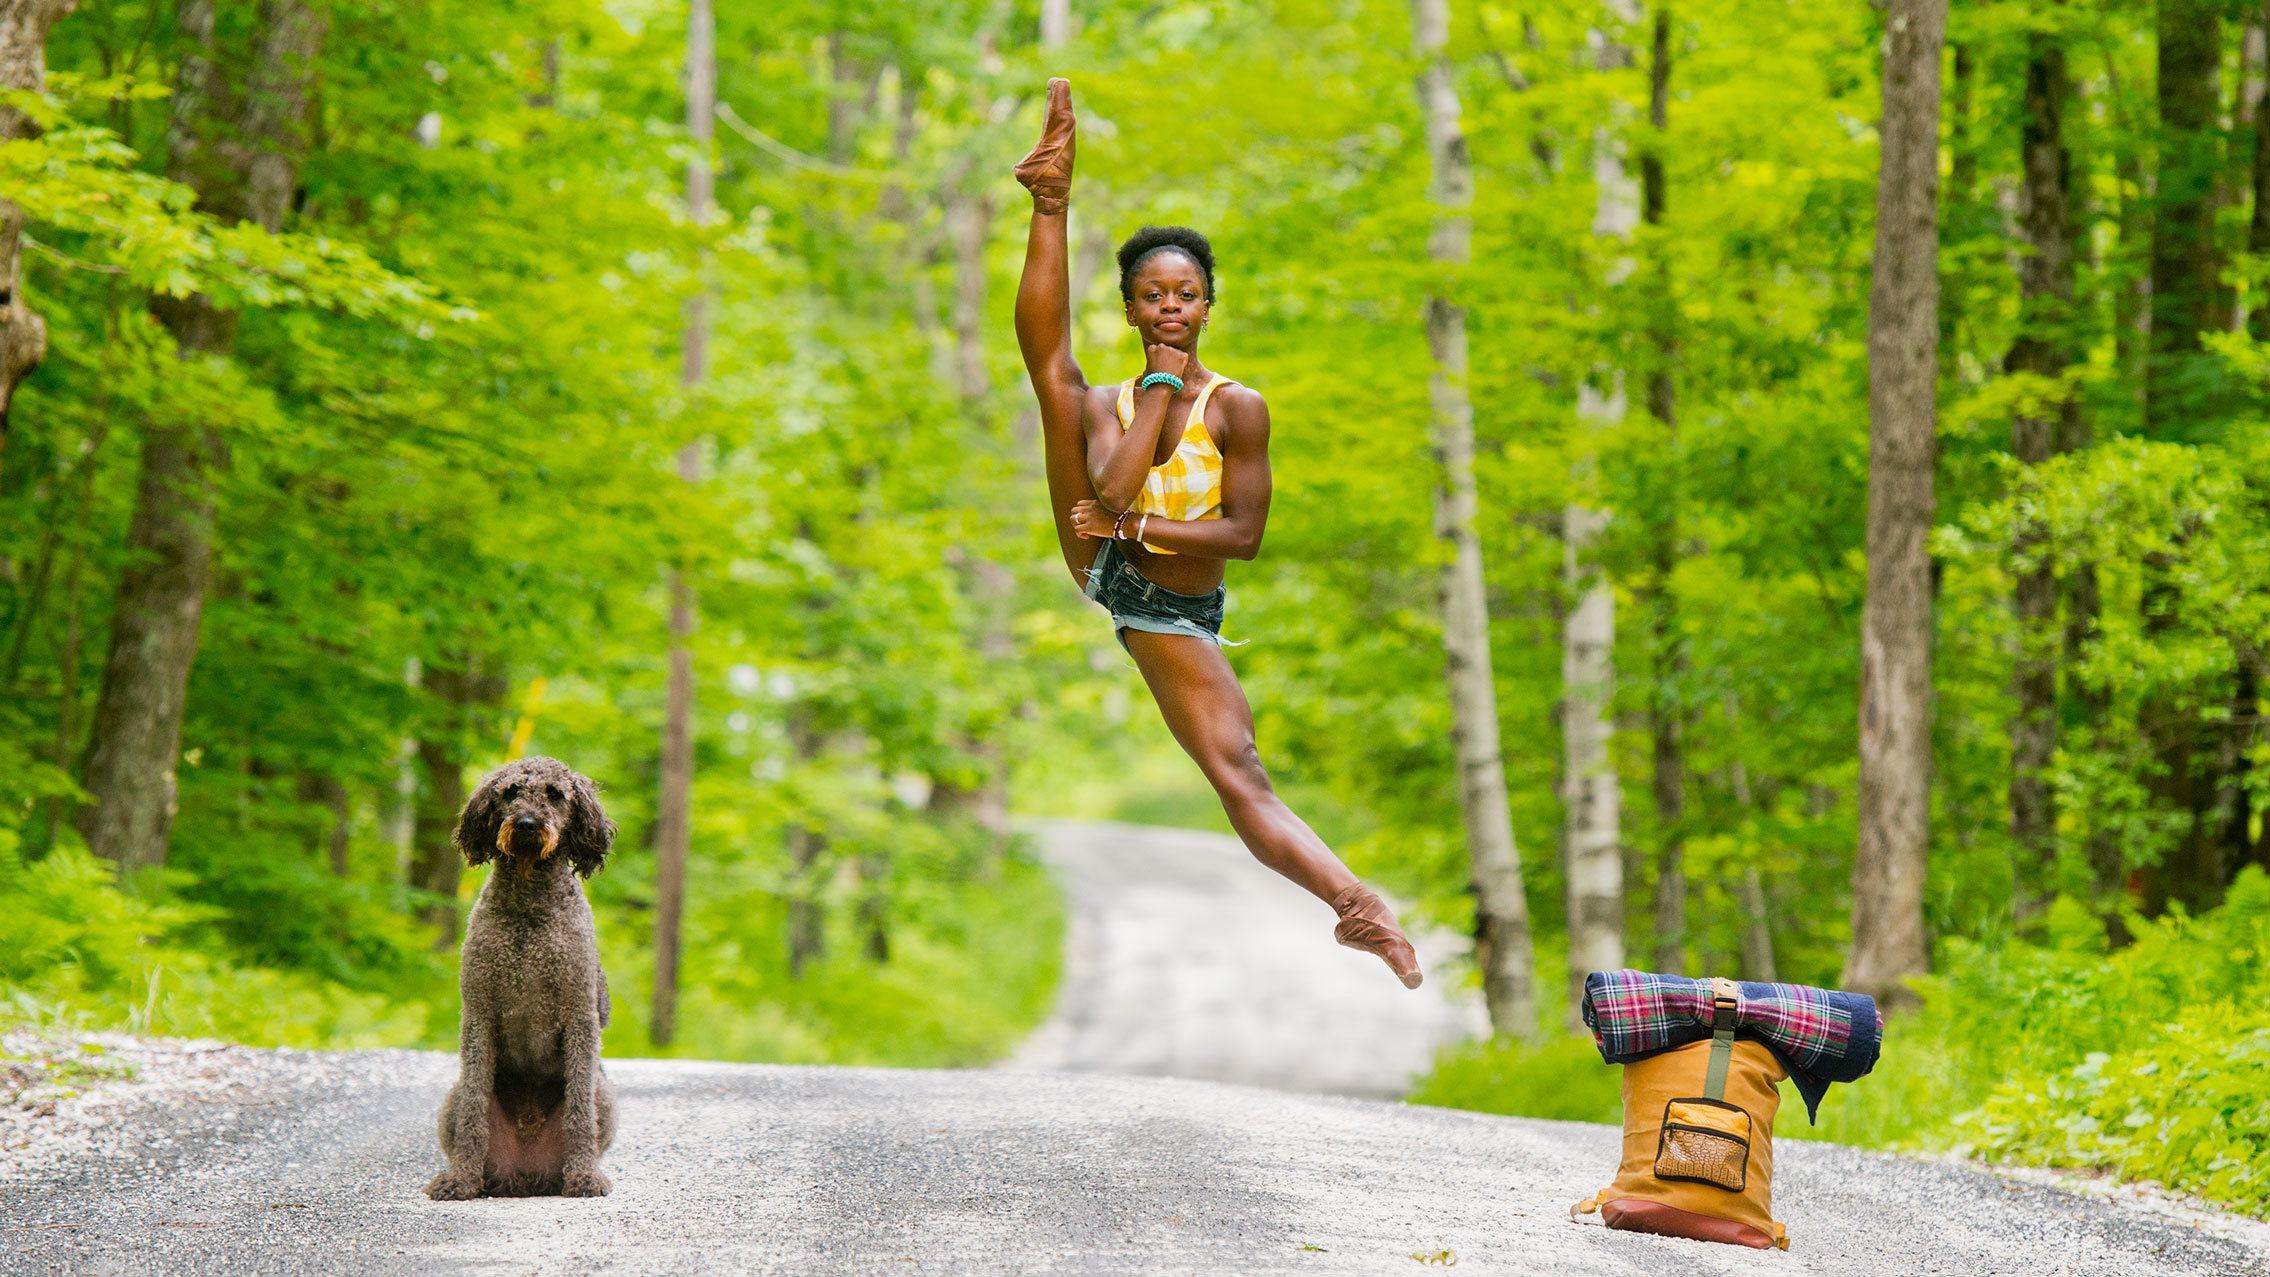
[{"left": 1114, "top": 374, "right": 1230, "bottom": 556}]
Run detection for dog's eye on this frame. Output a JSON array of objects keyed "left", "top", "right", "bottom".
[
  {"left": 502, "top": 784, "right": 520, "bottom": 799},
  {"left": 547, "top": 785, "right": 562, "bottom": 801}
]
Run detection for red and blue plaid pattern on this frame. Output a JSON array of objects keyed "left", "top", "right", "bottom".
[{"left": 1580, "top": 969, "right": 1884, "bottom": 1122}]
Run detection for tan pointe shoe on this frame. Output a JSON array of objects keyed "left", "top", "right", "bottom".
[
  {"left": 1013, "top": 78, "right": 1076, "bottom": 214},
  {"left": 1330, "top": 882, "right": 1424, "bottom": 989}
]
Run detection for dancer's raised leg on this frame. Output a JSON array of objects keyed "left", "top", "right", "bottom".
[
  {"left": 1012, "top": 78, "right": 1100, "bottom": 587},
  {"left": 1120, "top": 627, "right": 1424, "bottom": 988}
]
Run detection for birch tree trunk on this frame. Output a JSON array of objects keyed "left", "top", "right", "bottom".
[
  {"left": 2230, "top": 22, "right": 2266, "bottom": 333},
  {"left": 1844, "top": 0, "right": 1944, "bottom": 1008},
  {"left": 0, "top": 0, "right": 73, "bottom": 465},
  {"left": 651, "top": 0, "right": 713, "bottom": 1048},
  {"left": 78, "top": 0, "right": 322, "bottom": 873},
  {"left": 1039, "top": 0, "right": 1073, "bottom": 47},
  {"left": 2005, "top": 25, "right": 2075, "bottom": 894},
  {"left": 1413, "top": 0, "right": 1537, "bottom": 1038}
]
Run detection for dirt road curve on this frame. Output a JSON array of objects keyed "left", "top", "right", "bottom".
[{"left": 1007, "top": 820, "right": 1487, "bottom": 1096}]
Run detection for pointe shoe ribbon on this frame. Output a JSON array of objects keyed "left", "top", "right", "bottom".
[
  {"left": 1014, "top": 77, "right": 1076, "bottom": 214},
  {"left": 1330, "top": 882, "right": 1424, "bottom": 989}
]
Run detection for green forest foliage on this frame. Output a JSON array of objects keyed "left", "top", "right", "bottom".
[
  {"left": 1, "top": 0, "right": 2266, "bottom": 1215},
  {"left": 1, "top": 0, "right": 1071, "bottom": 1066}
]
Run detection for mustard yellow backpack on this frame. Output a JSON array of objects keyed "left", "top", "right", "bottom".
[{"left": 1571, "top": 978, "right": 1790, "bottom": 1250}]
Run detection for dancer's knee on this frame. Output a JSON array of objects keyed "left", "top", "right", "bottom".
[{"left": 1200, "top": 739, "right": 1272, "bottom": 803}]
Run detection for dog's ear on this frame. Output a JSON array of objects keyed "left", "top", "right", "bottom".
[
  {"left": 454, "top": 769, "right": 505, "bottom": 867},
  {"left": 562, "top": 772, "right": 615, "bottom": 878}
]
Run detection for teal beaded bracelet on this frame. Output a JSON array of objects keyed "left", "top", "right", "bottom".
[{"left": 1138, "top": 371, "right": 1185, "bottom": 393}]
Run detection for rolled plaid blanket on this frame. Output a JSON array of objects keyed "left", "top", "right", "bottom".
[{"left": 1580, "top": 969, "right": 1884, "bottom": 1123}]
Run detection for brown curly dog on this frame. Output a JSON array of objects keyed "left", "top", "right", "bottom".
[{"left": 424, "top": 756, "right": 618, "bottom": 1200}]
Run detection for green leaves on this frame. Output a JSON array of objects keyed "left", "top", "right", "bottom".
[{"left": 3, "top": 104, "right": 457, "bottom": 326}]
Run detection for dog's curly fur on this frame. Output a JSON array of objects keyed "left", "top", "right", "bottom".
[{"left": 424, "top": 756, "right": 619, "bottom": 1201}]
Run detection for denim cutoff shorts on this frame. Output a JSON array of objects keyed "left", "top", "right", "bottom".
[{"left": 1081, "top": 539, "right": 1239, "bottom": 652}]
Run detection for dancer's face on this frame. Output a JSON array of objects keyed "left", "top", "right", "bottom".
[{"left": 1124, "top": 251, "right": 1211, "bottom": 350}]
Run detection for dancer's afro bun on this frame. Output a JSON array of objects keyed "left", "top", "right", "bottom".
[{"left": 1117, "top": 225, "right": 1216, "bottom": 302}]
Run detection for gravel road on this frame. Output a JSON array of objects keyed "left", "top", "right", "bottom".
[
  {"left": 4, "top": 820, "right": 2267, "bottom": 1275},
  {"left": 5, "top": 1047, "right": 2267, "bottom": 1276},
  {"left": 1007, "top": 820, "right": 1487, "bottom": 1096}
]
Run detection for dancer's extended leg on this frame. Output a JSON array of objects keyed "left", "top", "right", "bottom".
[
  {"left": 1121, "top": 627, "right": 1423, "bottom": 988},
  {"left": 1012, "top": 78, "right": 1100, "bottom": 588}
]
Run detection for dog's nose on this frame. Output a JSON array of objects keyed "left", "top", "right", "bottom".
[{"left": 514, "top": 815, "right": 540, "bottom": 832}]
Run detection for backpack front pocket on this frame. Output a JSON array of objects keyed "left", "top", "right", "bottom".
[{"left": 1655, "top": 1097, "right": 1753, "bottom": 1191}]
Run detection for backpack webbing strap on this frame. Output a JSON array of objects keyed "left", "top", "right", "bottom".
[{"left": 1703, "top": 977, "right": 1740, "bottom": 1100}]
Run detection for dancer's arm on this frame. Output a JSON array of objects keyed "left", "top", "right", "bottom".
[
  {"left": 1085, "top": 346, "right": 1191, "bottom": 509},
  {"left": 1071, "top": 386, "right": 1272, "bottom": 561}
]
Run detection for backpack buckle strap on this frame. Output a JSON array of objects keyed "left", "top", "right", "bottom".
[{"left": 1703, "top": 976, "right": 1741, "bottom": 1100}]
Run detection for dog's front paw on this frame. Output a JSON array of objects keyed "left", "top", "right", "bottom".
[
  {"left": 560, "top": 1168, "right": 612, "bottom": 1198},
  {"left": 424, "top": 1169, "right": 484, "bottom": 1201}
]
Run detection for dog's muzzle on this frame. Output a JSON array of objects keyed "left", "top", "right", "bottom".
[{"left": 497, "top": 819, "right": 562, "bottom": 859}]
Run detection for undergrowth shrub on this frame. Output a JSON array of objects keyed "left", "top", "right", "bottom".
[{"left": 1413, "top": 868, "right": 2270, "bottom": 1216}]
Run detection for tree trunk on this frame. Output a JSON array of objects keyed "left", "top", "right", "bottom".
[
  {"left": 0, "top": 0, "right": 73, "bottom": 463},
  {"left": 652, "top": 0, "right": 714, "bottom": 1050},
  {"left": 2064, "top": 556, "right": 2121, "bottom": 899},
  {"left": 2113, "top": 144, "right": 2151, "bottom": 427},
  {"left": 39, "top": 513, "right": 85, "bottom": 852},
  {"left": 2254, "top": 0, "right": 2270, "bottom": 345},
  {"left": 298, "top": 771, "right": 350, "bottom": 877},
  {"left": 2236, "top": 660, "right": 2268, "bottom": 874},
  {"left": 1039, "top": 0, "right": 1073, "bottom": 46},
  {"left": 931, "top": 187, "right": 1014, "bottom": 858},
  {"left": 78, "top": 0, "right": 322, "bottom": 873},
  {"left": 1723, "top": 709, "right": 1777, "bottom": 981},
  {"left": 1640, "top": 2, "right": 1684, "bottom": 979},
  {"left": 786, "top": 705, "right": 826, "bottom": 979},
  {"left": 1561, "top": 0, "right": 1637, "bottom": 1020},
  {"left": 2146, "top": 0, "right": 2225, "bottom": 435},
  {"left": 856, "top": 849, "right": 889, "bottom": 963},
  {"left": 2231, "top": 21, "right": 2266, "bottom": 332},
  {"left": 786, "top": 816, "right": 828, "bottom": 978},
  {"left": 410, "top": 659, "right": 505, "bottom": 947},
  {"left": 411, "top": 734, "right": 467, "bottom": 943},
  {"left": 2005, "top": 25, "right": 2075, "bottom": 898},
  {"left": 1845, "top": 0, "right": 1944, "bottom": 1009},
  {"left": 2055, "top": 84, "right": 2117, "bottom": 909},
  {"left": 1938, "top": 40, "right": 1973, "bottom": 375},
  {"left": 1413, "top": 0, "right": 1538, "bottom": 1038},
  {"left": 383, "top": 657, "right": 420, "bottom": 878},
  {"left": 2138, "top": 548, "right": 2218, "bottom": 914}
]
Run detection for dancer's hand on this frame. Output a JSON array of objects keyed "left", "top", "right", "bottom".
[
  {"left": 1069, "top": 499, "right": 1123, "bottom": 540},
  {"left": 1143, "top": 343, "right": 1197, "bottom": 382},
  {"left": 1014, "top": 78, "right": 1075, "bottom": 214}
]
